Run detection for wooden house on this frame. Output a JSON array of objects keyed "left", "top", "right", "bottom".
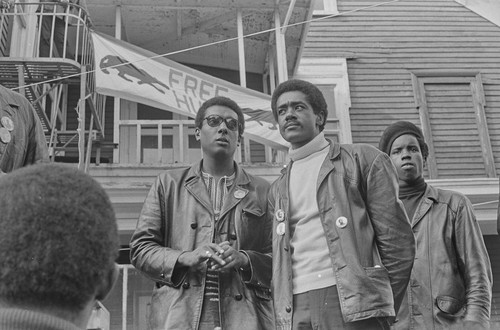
[
  {"left": 304, "top": 0, "right": 500, "bottom": 325},
  {"left": 1, "top": 0, "right": 313, "bottom": 328},
  {"left": 1, "top": 0, "right": 499, "bottom": 328}
]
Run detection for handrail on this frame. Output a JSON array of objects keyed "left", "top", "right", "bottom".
[
  {"left": 1, "top": 2, "right": 92, "bottom": 61},
  {"left": 116, "top": 119, "right": 287, "bottom": 165},
  {"left": 119, "top": 119, "right": 198, "bottom": 165},
  {"left": 0, "top": 1, "right": 106, "bottom": 166}
]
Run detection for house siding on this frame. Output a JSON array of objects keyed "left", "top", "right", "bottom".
[
  {"left": 302, "top": 0, "right": 500, "bottom": 175},
  {"left": 301, "top": 0, "right": 500, "bottom": 326}
]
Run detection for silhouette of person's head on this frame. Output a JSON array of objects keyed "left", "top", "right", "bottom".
[{"left": 0, "top": 163, "right": 119, "bottom": 329}]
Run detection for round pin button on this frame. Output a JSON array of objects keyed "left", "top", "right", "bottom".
[
  {"left": 234, "top": 190, "right": 246, "bottom": 199},
  {"left": 1, "top": 116, "right": 14, "bottom": 131},
  {"left": 336, "top": 216, "right": 348, "bottom": 229},
  {"left": 0, "top": 127, "right": 11, "bottom": 144},
  {"left": 276, "top": 222, "right": 286, "bottom": 236},
  {"left": 275, "top": 209, "right": 285, "bottom": 222}
]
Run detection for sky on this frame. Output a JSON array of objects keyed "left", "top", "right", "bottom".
[{"left": 455, "top": 0, "right": 500, "bottom": 27}]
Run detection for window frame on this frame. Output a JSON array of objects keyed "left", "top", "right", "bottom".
[
  {"left": 313, "top": 0, "right": 339, "bottom": 16},
  {"left": 411, "top": 71, "right": 496, "bottom": 179}
]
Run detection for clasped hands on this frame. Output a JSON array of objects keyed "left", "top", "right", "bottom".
[{"left": 178, "top": 241, "right": 249, "bottom": 273}]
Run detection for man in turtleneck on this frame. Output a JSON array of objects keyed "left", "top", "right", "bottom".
[
  {"left": 379, "top": 121, "right": 492, "bottom": 329},
  {"left": 269, "top": 79, "right": 415, "bottom": 330}
]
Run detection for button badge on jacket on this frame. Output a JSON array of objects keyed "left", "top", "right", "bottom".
[
  {"left": 1, "top": 116, "right": 14, "bottom": 131},
  {"left": 275, "top": 209, "right": 285, "bottom": 222},
  {"left": 233, "top": 189, "right": 246, "bottom": 199},
  {"left": 336, "top": 216, "right": 348, "bottom": 229},
  {"left": 276, "top": 222, "right": 286, "bottom": 236}
]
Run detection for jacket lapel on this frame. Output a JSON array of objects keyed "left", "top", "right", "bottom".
[
  {"left": 184, "top": 162, "right": 213, "bottom": 215},
  {"left": 218, "top": 164, "right": 249, "bottom": 220},
  {"left": 317, "top": 140, "right": 338, "bottom": 191},
  {"left": 411, "top": 185, "right": 435, "bottom": 227}
]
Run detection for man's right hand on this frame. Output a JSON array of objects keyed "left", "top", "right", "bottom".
[{"left": 177, "top": 244, "right": 226, "bottom": 271}]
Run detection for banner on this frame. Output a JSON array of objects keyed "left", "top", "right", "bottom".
[{"left": 91, "top": 31, "right": 288, "bottom": 149}]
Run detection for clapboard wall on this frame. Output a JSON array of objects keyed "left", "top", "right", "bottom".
[
  {"left": 301, "top": 0, "right": 500, "bottom": 326},
  {"left": 302, "top": 0, "right": 500, "bottom": 179}
]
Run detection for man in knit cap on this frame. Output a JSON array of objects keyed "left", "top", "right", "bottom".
[
  {"left": 269, "top": 79, "right": 415, "bottom": 330},
  {"left": 379, "top": 120, "right": 492, "bottom": 329}
]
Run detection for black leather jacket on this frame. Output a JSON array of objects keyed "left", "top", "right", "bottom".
[
  {"left": 130, "top": 161, "right": 274, "bottom": 330},
  {"left": 0, "top": 85, "right": 48, "bottom": 172},
  {"left": 393, "top": 185, "right": 492, "bottom": 329},
  {"left": 270, "top": 141, "right": 415, "bottom": 330}
]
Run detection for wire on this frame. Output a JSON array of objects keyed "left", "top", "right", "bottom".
[
  {"left": 10, "top": 0, "right": 401, "bottom": 91},
  {"left": 473, "top": 200, "right": 499, "bottom": 207}
]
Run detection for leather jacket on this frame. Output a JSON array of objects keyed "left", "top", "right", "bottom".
[
  {"left": 130, "top": 161, "right": 274, "bottom": 330},
  {"left": 269, "top": 141, "right": 415, "bottom": 330},
  {"left": 393, "top": 185, "right": 492, "bottom": 329},
  {"left": 0, "top": 85, "right": 49, "bottom": 173}
]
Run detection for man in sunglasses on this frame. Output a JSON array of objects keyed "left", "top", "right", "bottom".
[{"left": 130, "top": 96, "right": 274, "bottom": 330}]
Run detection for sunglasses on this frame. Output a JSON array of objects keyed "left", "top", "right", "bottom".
[{"left": 203, "top": 115, "right": 240, "bottom": 131}]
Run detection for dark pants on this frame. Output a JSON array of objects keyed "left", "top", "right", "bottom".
[{"left": 292, "top": 286, "right": 390, "bottom": 330}]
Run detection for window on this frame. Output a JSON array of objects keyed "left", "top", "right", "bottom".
[
  {"left": 313, "top": 0, "right": 338, "bottom": 16},
  {"left": 411, "top": 72, "right": 495, "bottom": 179},
  {"left": 295, "top": 57, "right": 352, "bottom": 143}
]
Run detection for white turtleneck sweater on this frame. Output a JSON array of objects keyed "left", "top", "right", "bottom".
[{"left": 288, "top": 132, "right": 336, "bottom": 294}]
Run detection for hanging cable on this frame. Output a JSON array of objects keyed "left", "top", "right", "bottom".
[{"left": 9, "top": 0, "right": 401, "bottom": 91}]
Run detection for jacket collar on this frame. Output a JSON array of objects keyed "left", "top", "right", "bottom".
[
  {"left": 329, "top": 139, "right": 341, "bottom": 160},
  {"left": 184, "top": 160, "right": 250, "bottom": 217},
  {"left": 279, "top": 139, "right": 337, "bottom": 193},
  {"left": 186, "top": 159, "right": 251, "bottom": 186},
  {"left": 411, "top": 184, "right": 438, "bottom": 227},
  {"left": 0, "top": 86, "right": 20, "bottom": 119},
  {"left": 280, "top": 138, "right": 338, "bottom": 174},
  {"left": 0, "top": 85, "right": 20, "bottom": 108}
]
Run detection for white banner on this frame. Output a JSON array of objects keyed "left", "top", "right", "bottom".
[{"left": 91, "top": 31, "right": 288, "bottom": 149}]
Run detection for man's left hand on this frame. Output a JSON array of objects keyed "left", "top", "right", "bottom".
[{"left": 208, "top": 241, "right": 249, "bottom": 272}]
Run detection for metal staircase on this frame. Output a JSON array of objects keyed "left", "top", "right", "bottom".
[{"left": 0, "top": 1, "right": 105, "bottom": 172}]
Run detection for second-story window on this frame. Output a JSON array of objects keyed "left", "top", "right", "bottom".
[{"left": 313, "top": 0, "right": 338, "bottom": 16}]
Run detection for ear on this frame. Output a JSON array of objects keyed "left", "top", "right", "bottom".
[
  {"left": 316, "top": 111, "right": 325, "bottom": 128},
  {"left": 195, "top": 128, "right": 201, "bottom": 141},
  {"left": 95, "top": 263, "right": 119, "bottom": 302}
]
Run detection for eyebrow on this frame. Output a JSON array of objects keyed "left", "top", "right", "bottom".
[
  {"left": 206, "top": 114, "right": 238, "bottom": 119},
  {"left": 392, "top": 143, "right": 419, "bottom": 151},
  {"left": 277, "top": 101, "right": 305, "bottom": 108}
]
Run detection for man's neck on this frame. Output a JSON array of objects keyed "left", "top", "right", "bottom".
[
  {"left": 399, "top": 176, "right": 427, "bottom": 195},
  {"left": 201, "top": 157, "right": 235, "bottom": 180}
]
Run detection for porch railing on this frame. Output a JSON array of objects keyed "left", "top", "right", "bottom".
[
  {"left": 0, "top": 1, "right": 106, "bottom": 170},
  {"left": 116, "top": 119, "right": 287, "bottom": 165}
]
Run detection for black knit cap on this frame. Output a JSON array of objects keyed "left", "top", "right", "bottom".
[{"left": 379, "top": 121, "right": 429, "bottom": 160}]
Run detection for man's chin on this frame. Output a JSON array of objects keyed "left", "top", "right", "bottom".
[
  {"left": 211, "top": 147, "right": 235, "bottom": 158},
  {"left": 281, "top": 130, "right": 303, "bottom": 144}
]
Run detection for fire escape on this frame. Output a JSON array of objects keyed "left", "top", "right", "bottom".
[{"left": 0, "top": 1, "right": 105, "bottom": 172}]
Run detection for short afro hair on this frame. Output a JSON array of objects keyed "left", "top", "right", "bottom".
[
  {"left": 0, "top": 163, "right": 119, "bottom": 312},
  {"left": 194, "top": 96, "right": 245, "bottom": 138},
  {"left": 271, "top": 79, "right": 328, "bottom": 131}
]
